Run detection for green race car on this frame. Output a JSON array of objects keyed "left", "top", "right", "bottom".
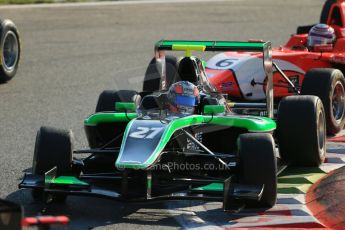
[
  {"left": 0, "top": 198, "right": 69, "bottom": 230},
  {"left": 19, "top": 40, "right": 325, "bottom": 211}
]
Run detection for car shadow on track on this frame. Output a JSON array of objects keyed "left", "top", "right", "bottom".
[{"left": 6, "top": 189, "right": 184, "bottom": 229}]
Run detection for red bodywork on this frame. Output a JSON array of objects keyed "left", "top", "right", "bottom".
[{"left": 206, "top": 0, "right": 345, "bottom": 100}]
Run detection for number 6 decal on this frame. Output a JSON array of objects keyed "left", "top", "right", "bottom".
[
  {"left": 215, "top": 59, "right": 234, "bottom": 68},
  {"left": 129, "top": 127, "right": 163, "bottom": 139}
]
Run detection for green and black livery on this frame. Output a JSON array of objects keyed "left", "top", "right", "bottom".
[{"left": 19, "top": 40, "right": 326, "bottom": 211}]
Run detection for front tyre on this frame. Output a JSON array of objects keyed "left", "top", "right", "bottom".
[
  {"left": 301, "top": 68, "right": 345, "bottom": 135},
  {"left": 31, "top": 126, "right": 74, "bottom": 203},
  {"left": 320, "top": 0, "right": 336, "bottom": 23},
  {"left": 0, "top": 19, "right": 20, "bottom": 83},
  {"left": 237, "top": 133, "right": 277, "bottom": 208},
  {"left": 277, "top": 95, "right": 326, "bottom": 166}
]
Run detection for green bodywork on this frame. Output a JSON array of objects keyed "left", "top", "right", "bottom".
[
  {"left": 84, "top": 113, "right": 138, "bottom": 126},
  {"left": 193, "top": 183, "right": 224, "bottom": 192},
  {"left": 203, "top": 105, "right": 225, "bottom": 114},
  {"left": 94, "top": 113, "right": 277, "bottom": 169},
  {"left": 85, "top": 113, "right": 275, "bottom": 131},
  {"left": 46, "top": 176, "right": 88, "bottom": 186},
  {"left": 115, "top": 102, "right": 136, "bottom": 112}
]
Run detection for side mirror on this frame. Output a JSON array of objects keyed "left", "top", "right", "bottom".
[
  {"left": 115, "top": 102, "right": 136, "bottom": 112},
  {"left": 203, "top": 105, "right": 225, "bottom": 115}
]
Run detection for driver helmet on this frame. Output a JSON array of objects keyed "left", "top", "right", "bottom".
[
  {"left": 307, "top": 23, "right": 335, "bottom": 51},
  {"left": 167, "top": 81, "right": 200, "bottom": 114}
]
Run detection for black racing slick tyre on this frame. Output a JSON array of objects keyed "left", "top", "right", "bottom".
[
  {"left": 277, "top": 95, "right": 326, "bottom": 167},
  {"left": 301, "top": 68, "right": 345, "bottom": 135},
  {"left": 143, "top": 55, "right": 177, "bottom": 92},
  {"left": 31, "top": 126, "right": 74, "bottom": 203},
  {"left": 95, "top": 90, "right": 140, "bottom": 112},
  {"left": 237, "top": 133, "right": 277, "bottom": 208},
  {"left": 320, "top": 0, "right": 336, "bottom": 23},
  {"left": 0, "top": 19, "right": 20, "bottom": 83}
]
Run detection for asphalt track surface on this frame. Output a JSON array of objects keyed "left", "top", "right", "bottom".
[{"left": 0, "top": 0, "right": 328, "bottom": 229}]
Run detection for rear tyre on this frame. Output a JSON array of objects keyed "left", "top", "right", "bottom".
[
  {"left": 31, "top": 126, "right": 74, "bottom": 203},
  {"left": 320, "top": 0, "right": 336, "bottom": 23},
  {"left": 143, "top": 55, "right": 177, "bottom": 92},
  {"left": 0, "top": 19, "right": 20, "bottom": 83},
  {"left": 95, "top": 90, "right": 140, "bottom": 112},
  {"left": 277, "top": 95, "right": 326, "bottom": 166},
  {"left": 301, "top": 68, "right": 345, "bottom": 135},
  {"left": 237, "top": 133, "right": 277, "bottom": 208}
]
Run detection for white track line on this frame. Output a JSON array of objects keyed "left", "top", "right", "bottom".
[{"left": 0, "top": 0, "right": 238, "bottom": 9}]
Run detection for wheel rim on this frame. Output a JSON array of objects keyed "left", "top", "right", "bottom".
[
  {"left": 318, "top": 110, "right": 326, "bottom": 157},
  {"left": 332, "top": 81, "right": 345, "bottom": 123},
  {"left": 2, "top": 30, "right": 19, "bottom": 73}
]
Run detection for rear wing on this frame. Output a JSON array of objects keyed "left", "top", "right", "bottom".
[
  {"left": 155, "top": 40, "right": 270, "bottom": 52},
  {"left": 154, "top": 40, "right": 274, "bottom": 118}
]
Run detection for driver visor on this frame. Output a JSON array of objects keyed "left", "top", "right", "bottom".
[{"left": 175, "top": 95, "right": 196, "bottom": 107}]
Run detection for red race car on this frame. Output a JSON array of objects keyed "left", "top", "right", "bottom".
[
  {"left": 205, "top": 0, "right": 345, "bottom": 135},
  {"left": 0, "top": 198, "right": 69, "bottom": 230}
]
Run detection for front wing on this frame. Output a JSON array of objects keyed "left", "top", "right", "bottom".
[{"left": 19, "top": 167, "right": 264, "bottom": 212}]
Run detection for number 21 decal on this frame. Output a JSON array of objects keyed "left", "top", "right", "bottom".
[{"left": 129, "top": 127, "right": 163, "bottom": 139}]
